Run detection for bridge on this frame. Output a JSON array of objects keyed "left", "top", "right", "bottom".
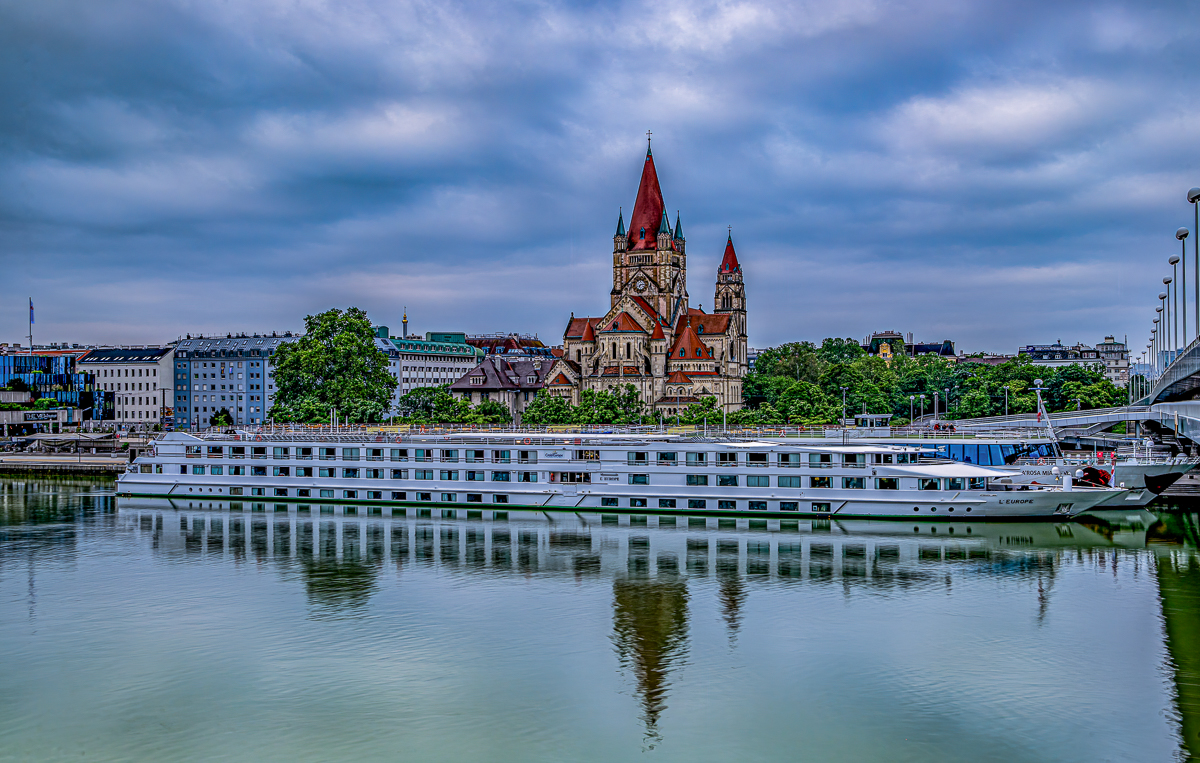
[{"left": 952, "top": 403, "right": 1200, "bottom": 448}]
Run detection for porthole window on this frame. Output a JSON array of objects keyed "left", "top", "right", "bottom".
[
  {"left": 913, "top": 506, "right": 919, "bottom": 512},
  {"left": 930, "top": 507, "right": 936, "bottom": 512},
  {"left": 966, "top": 507, "right": 971, "bottom": 512},
  {"left": 948, "top": 507, "right": 954, "bottom": 512}
]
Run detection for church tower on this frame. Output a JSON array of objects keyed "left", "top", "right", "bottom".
[
  {"left": 612, "top": 143, "right": 687, "bottom": 321},
  {"left": 714, "top": 232, "right": 748, "bottom": 376}
]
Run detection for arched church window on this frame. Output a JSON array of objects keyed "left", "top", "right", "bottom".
[{"left": 626, "top": 342, "right": 631, "bottom": 358}]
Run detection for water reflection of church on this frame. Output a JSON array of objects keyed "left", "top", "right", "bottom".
[{"left": 119, "top": 503, "right": 1200, "bottom": 755}]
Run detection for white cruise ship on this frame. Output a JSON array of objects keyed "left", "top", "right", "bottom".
[{"left": 115, "top": 432, "right": 1125, "bottom": 520}]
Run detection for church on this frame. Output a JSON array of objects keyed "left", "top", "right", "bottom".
[{"left": 543, "top": 144, "right": 749, "bottom": 414}]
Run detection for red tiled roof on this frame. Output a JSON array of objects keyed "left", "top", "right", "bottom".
[
  {"left": 666, "top": 370, "right": 692, "bottom": 383},
  {"left": 551, "top": 348, "right": 564, "bottom": 357},
  {"left": 667, "top": 319, "right": 714, "bottom": 366},
  {"left": 564, "top": 317, "right": 603, "bottom": 339},
  {"left": 599, "top": 312, "right": 647, "bottom": 334},
  {"left": 677, "top": 310, "right": 730, "bottom": 336},
  {"left": 630, "top": 295, "right": 661, "bottom": 321},
  {"left": 600, "top": 366, "right": 644, "bottom": 376},
  {"left": 655, "top": 396, "right": 702, "bottom": 405},
  {"left": 628, "top": 149, "right": 670, "bottom": 252},
  {"left": 719, "top": 234, "right": 740, "bottom": 273},
  {"left": 548, "top": 373, "right": 573, "bottom": 386},
  {"left": 650, "top": 320, "right": 665, "bottom": 340}
]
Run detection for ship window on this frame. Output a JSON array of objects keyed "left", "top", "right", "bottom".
[
  {"left": 780, "top": 502, "right": 799, "bottom": 511},
  {"left": 811, "top": 476, "right": 831, "bottom": 488},
  {"left": 946, "top": 478, "right": 965, "bottom": 491},
  {"left": 629, "top": 474, "right": 649, "bottom": 485},
  {"left": 686, "top": 452, "right": 706, "bottom": 464},
  {"left": 969, "top": 478, "right": 986, "bottom": 490},
  {"left": 717, "top": 475, "right": 738, "bottom": 487},
  {"left": 875, "top": 478, "right": 899, "bottom": 490},
  {"left": 630, "top": 498, "right": 647, "bottom": 508},
  {"left": 748, "top": 501, "right": 767, "bottom": 511},
  {"left": 602, "top": 497, "right": 618, "bottom": 507},
  {"left": 778, "top": 476, "right": 801, "bottom": 488},
  {"left": 491, "top": 471, "right": 511, "bottom": 482},
  {"left": 811, "top": 502, "right": 831, "bottom": 513},
  {"left": 659, "top": 499, "right": 676, "bottom": 508},
  {"left": 718, "top": 500, "right": 736, "bottom": 510},
  {"left": 747, "top": 476, "right": 768, "bottom": 487},
  {"left": 686, "top": 475, "right": 708, "bottom": 486},
  {"left": 919, "top": 479, "right": 940, "bottom": 491},
  {"left": 843, "top": 477, "right": 865, "bottom": 489},
  {"left": 688, "top": 499, "right": 707, "bottom": 509}
]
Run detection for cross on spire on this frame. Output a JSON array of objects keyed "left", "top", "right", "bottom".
[{"left": 646, "top": 130, "right": 652, "bottom": 146}]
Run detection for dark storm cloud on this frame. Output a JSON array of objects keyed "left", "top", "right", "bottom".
[{"left": 1, "top": 0, "right": 1198, "bottom": 353}]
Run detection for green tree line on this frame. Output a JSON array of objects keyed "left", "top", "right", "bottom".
[{"left": 740, "top": 338, "right": 1127, "bottom": 425}]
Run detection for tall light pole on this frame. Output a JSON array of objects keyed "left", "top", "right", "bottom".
[
  {"left": 944, "top": 387, "right": 950, "bottom": 420},
  {"left": 1165, "top": 277, "right": 1175, "bottom": 360},
  {"left": 1003, "top": 385, "right": 1010, "bottom": 417},
  {"left": 840, "top": 386, "right": 848, "bottom": 426},
  {"left": 1179, "top": 228, "right": 1190, "bottom": 346},
  {"left": 1170, "top": 258, "right": 1181, "bottom": 352},
  {"left": 932, "top": 391, "right": 939, "bottom": 424},
  {"left": 909, "top": 395, "right": 914, "bottom": 424},
  {"left": 919, "top": 394, "right": 926, "bottom": 423},
  {"left": 1190, "top": 189, "right": 1200, "bottom": 341}
]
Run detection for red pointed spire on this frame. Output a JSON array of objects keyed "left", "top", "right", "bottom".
[
  {"left": 627, "top": 146, "right": 665, "bottom": 251},
  {"left": 719, "top": 231, "right": 740, "bottom": 273},
  {"left": 581, "top": 319, "right": 596, "bottom": 342},
  {"left": 650, "top": 320, "right": 665, "bottom": 340}
]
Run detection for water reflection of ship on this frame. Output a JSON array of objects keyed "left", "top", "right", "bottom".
[
  {"left": 611, "top": 573, "right": 688, "bottom": 746},
  {"left": 120, "top": 498, "right": 1200, "bottom": 750}
]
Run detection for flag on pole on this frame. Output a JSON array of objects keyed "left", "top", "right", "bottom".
[{"left": 29, "top": 298, "right": 34, "bottom": 325}]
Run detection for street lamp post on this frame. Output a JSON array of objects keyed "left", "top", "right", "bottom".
[
  {"left": 1178, "top": 228, "right": 1190, "bottom": 346},
  {"left": 919, "top": 394, "right": 926, "bottom": 423},
  {"left": 1003, "top": 385, "right": 1009, "bottom": 417},
  {"left": 908, "top": 395, "right": 914, "bottom": 425},
  {"left": 1165, "top": 278, "right": 1175, "bottom": 360},
  {"left": 1170, "top": 258, "right": 1181, "bottom": 352},
  {"left": 1190, "top": 189, "right": 1200, "bottom": 342},
  {"left": 932, "top": 391, "right": 939, "bottom": 424},
  {"left": 840, "top": 387, "right": 848, "bottom": 426}
]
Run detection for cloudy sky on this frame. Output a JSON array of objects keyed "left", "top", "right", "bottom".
[{"left": 2, "top": 0, "right": 1198, "bottom": 355}]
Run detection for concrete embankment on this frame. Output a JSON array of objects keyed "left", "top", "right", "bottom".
[{"left": 0, "top": 458, "right": 125, "bottom": 477}]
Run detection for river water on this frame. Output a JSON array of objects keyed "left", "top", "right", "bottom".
[{"left": 2, "top": 478, "right": 1199, "bottom": 762}]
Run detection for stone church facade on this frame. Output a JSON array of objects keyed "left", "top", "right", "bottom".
[{"left": 543, "top": 145, "right": 749, "bottom": 414}]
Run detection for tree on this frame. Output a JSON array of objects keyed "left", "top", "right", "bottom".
[
  {"left": 268, "top": 307, "right": 397, "bottom": 423},
  {"left": 396, "top": 386, "right": 444, "bottom": 420},
  {"left": 211, "top": 408, "right": 233, "bottom": 426},
  {"left": 817, "top": 337, "right": 866, "bottom": 365},
  {"left": 468, "top": 400, "right": 512, "bottom": 425},
  {"left": 522, "top": 393, "right": 574, "bottom": 426}
]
